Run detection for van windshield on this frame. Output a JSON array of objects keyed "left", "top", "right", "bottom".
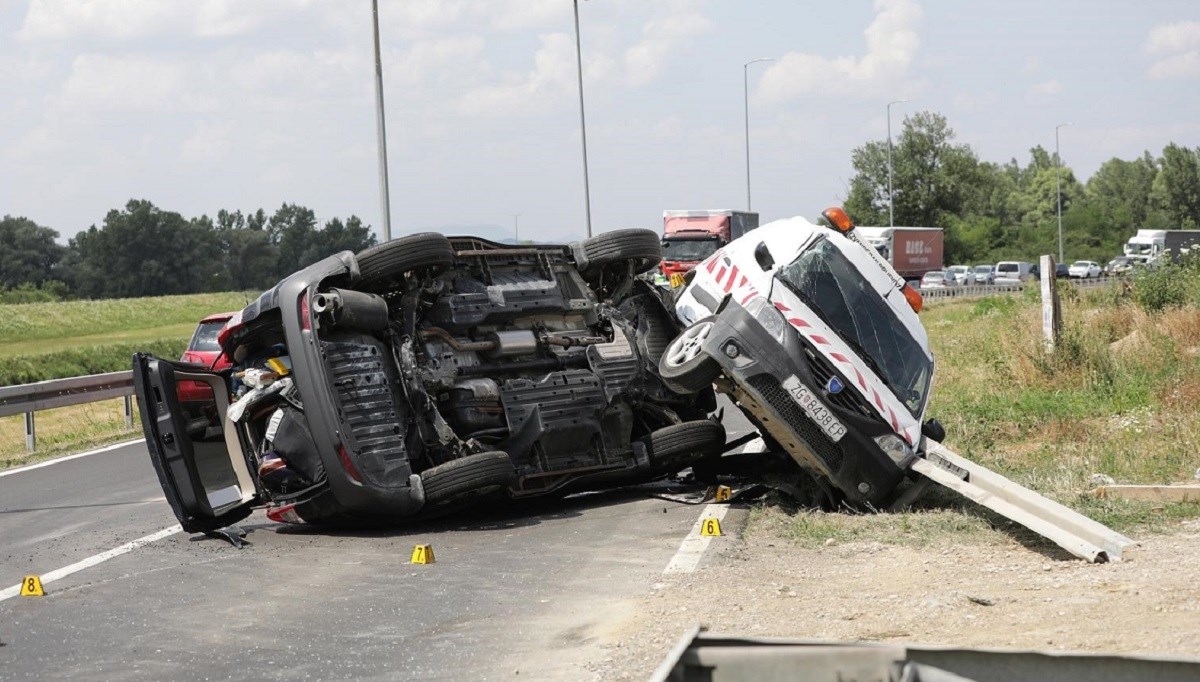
[
  {"left": 775, "top": 238, "right": 933, "bottom": 418},
  {"left": 997, "top": 263, "right": 1018, "bottom": 273},
  {"left": 661, "top": 237, "right": 719, "bottom": 262}
]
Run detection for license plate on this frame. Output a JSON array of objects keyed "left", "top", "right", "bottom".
[{"left": 782, "top": 376, "right": 847, "bottom": 442}]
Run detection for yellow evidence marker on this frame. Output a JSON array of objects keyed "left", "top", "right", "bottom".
[
  {"left": 700, "top": 518, "right": 722, "bottom": 537},
  {"left": 20, "top": 575, "right": 45, "bottom": 597},
  {"left": 669, "top": 272, "right": 686, "bottom": 288},
  {"left": 410, "top": 544, "right": 435, "bottom": 564},
  {"left": 714, "top": 485, "right": 732, "bottom": 503}
]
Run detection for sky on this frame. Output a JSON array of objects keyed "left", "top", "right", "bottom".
[{"left": 1, "top": 0, "right": 1198, "bottom": 244}]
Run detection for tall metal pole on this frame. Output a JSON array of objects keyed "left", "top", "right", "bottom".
[
  {"left": 1055, "top": 122, "right": 1071, "bottom": 264},
  {"left": 513, "top": 214, "right": 521, "bottom": 243},
  {"left": 371, "top": 0, "right": 392, "bottom": 242},
  {"left": 886, "top": 99, "right": 908, "bottom": 228},
  {"left": 743, "top": 57, "right": 773, "bottom": 211},
  {"left": 572, "top": 0, "right": 593, "bottom": 238}
]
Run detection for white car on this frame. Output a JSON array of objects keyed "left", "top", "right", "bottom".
[
  {"left": 972, "top": 264, "right": 995, "bottom": 285},
  {"left": 920, "top": 270, "right": 955, "bottom": 289},
  {"left": 1068, "top": 260, "right": 1101, "bottom": 279},
  {"left": 946, "top": 265, "right": 975, "bottom": 286},
  {"left": 665, "top": 208, "right": 939, "bottom": 508}
]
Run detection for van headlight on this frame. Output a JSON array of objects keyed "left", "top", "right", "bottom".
[
  {"left": 743, "top": 296, "right": 788, "bottom": 342},
  {"left": 874, "top": 433, "right": 914, "bottom": 465}
]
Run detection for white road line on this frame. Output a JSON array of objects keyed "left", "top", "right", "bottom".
[
  {"left": 0, "top": 524, "right": 181, "bottom": 602},
  {"left": 0, "top": 438, "right": 143, "bottom": 479},
  {"left": 663, "top": 503, "right": 730, "bottom": 575}
]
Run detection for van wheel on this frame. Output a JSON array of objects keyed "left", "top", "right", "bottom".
[
  {"left": 356, "top": 232, "right": 455, "bottom": 292},
  {"left": 576, "top": 229, "right": 662, "bottom": 280},
  {"left": 644, "top": 420, "right": 726, "bottom": 469},
  {"left": 421, "top": 451, "right": 515, "bottom": 506},
  {"left": 658, "top": 318, "right": 721, "bottom": 394}
]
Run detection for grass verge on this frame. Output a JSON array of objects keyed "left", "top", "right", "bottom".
[{"left": 0, "top": 398, "right": 143, "bottom": 469}]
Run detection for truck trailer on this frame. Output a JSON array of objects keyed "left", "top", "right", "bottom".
[
  {"left": 1123, "top": 229, "right": 1200, "bottom": 266},
  {"left": 659, "top": 210, "right": 759, "bottom": 279},
  {"left": 855, "top": 227, "right": 944, "bottom": 280}
]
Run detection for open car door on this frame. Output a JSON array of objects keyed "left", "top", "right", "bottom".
[{"left": 133, "top": 353, "right": 259, "bottom": 533}]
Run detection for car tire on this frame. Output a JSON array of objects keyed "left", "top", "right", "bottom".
[
  {"left": 421, "top": 451, "right": 515, "bottom": 506},
  {"left": 356, "top": 232, "right": 455, "bottom": 292},
  {"left": 644, "top": 420, "right": 726, "bottom": 468},
  {"left": 658, "top": 318, "right": 721, "bottom": 394},
  {"left": 576, "top": 228, "right": 662, "bottom": 278}
]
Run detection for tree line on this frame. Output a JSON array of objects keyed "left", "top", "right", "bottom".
[
  {"left": 0, "top": 201, "right": 377, "bottom": 301},
  {"left": 844, "top": 111, "right": 1200, "bottom": 265}
]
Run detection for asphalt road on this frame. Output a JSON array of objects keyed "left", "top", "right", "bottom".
[{"left": 0, "top": 399, "right": 756, "bottom": 680}]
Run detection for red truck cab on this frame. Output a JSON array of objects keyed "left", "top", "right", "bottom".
[{"left": 660, "top": 210, "right": 759, "bottom": 278}]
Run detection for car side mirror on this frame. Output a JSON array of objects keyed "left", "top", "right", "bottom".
[
  {"left": 921, "top": 418, "right": 945, "bottom": 443},
  {"left": 754, "top": 242, "right": 775, "bottom": 271}
]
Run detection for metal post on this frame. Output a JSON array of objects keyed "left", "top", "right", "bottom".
[
  {"left": 513, "top": 214, "right": 521, "bottom": 243},
  {"left": 1055, "top": 122, "right": 1071, "bottom": 264},
  {"left": 743, "top": 58, "right": 773, "bottom": 211},
  {"left": 371, "top": 0, "right": 393, "bottom": 242},
  {"left": 124, "top": 395, "right": 134, "bottom": 428},
  {"left": 572, "top": 0, "right": 593, "bottom": 238},
  {"left": 25, "top": 410, "right": 35, "bottom": 452},
  {"left": 887, "top": 99, "right": 908, "bottom": 227}
]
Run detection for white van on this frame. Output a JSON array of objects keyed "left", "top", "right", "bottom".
[{"left": 994, "top": 261, "right": 1037, "bottom": 285}]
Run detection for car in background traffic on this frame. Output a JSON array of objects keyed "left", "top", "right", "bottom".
[
  {"left": 1069, "top": 260, "right": 1102, "bottom": 279},
  {"left": 946, "top": 265, "right": 975, "bottom": 286},
  {"left": 972, "top": 264, "right": 995, "bottom": 285},
  {"left": 1106, "top": 256, "right": 1134, "bottom": 276},
  {"left": 666, "top": 207, "right": 940, "bottom": 509},
  {"left": 135, "top": 230, "right": 721, "bottom": 532},
  {"left": 994, "top": 261, "right": 1037, "bottom": 285},
  {"left": 1056, "top": 263, "right": 1070, "bottom": 279},
  {"left": 177, "top": 312, "right": 238, "bottom": 419},
  {"left": 919, "top": 270, "right": 955, "bottom": 289}
]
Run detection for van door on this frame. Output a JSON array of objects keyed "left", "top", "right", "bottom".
[{"left": 133, "top": 352, "right": 259, "bottom": 533}]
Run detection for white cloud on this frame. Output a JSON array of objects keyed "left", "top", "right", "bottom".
[
  {"left": 757, "top": 0, "right": 923, "bottom": 101},
  {"left": 1146, "top": 20, "right": 1200, "bottom": 54},
  {"left": 19, "top": 0, "right": 311, "bottom": 41},
  {"left": 57, "top": 54, "right": 220, "bottom": 114},
  {"left": 180, "top": 120, "right": 233, "bottom": 164},
  {"left": 953, "top": 90, "right": 999, "bottom": 114},
  {"left": 622, "top": 7, "right": 713, "bottom": 87},
  {"left": 1029, "top": 79, "right": 1062, "bottom": 96},
  {"left": 1146, "top": 20, "right": 1200, "bottom": 80},
  {"left": 456, "top": 32, "right": 578, "bottom": 117}
]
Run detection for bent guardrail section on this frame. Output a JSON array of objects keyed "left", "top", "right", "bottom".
[
  {"left": 914, "top": 441, "right": 1136, "bottom": 563},
  {"left": 0, "top": 371, "right": 135, "bottom": 451}
]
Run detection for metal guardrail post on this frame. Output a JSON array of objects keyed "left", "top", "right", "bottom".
[
  {"left": 124, "top": 395, "right": 134, "bottom": 428},
  {"left": 25, "top": 411, "right": 35, "bottom": 452}
]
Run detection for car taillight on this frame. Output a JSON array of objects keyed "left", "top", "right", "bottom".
[
  {"left": 337, "top": 443, "right": 361, "bottom": 483},
  {"left": 902, "top": 283, "right": 923, "bottom": 313},
  {"left": 299, "top": 290, "right": 311, "bottom": 331}
]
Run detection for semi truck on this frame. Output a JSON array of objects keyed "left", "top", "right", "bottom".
[
  {"left": 659, "top": 210, "right": 759, "bottom": 279},
  {"left": 1123, "top": 229, "right": 1200, "bottom": 265},
  {"left": 854, "top": 226, "right": 944, "bottom": 280}
]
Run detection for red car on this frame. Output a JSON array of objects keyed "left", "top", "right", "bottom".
[{"left": 177, "top": 312, "right": 238, "bottom": 413}]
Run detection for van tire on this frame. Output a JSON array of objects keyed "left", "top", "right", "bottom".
[
  {"left": 421, "top": 451, "right": 515, "bottom": 506},
  {"left": 576, "top": 229, "right": 662, "bottom": 278},
  {"left": 658, "top": 318, "right": 721, "bottom": 394},
  {"left": 356, "top": 233, "right": 455, "bottom": 292},
  {"left": 645, "top": 420, "right": 726, "bottom": 468}
]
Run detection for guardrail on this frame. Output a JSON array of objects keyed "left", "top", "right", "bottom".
[
  {"left": 0, "top": 371, "right": 136, "bottom": 452},
  {"left": 920, "top": 276, "right": 1119, "bottom": 302}
]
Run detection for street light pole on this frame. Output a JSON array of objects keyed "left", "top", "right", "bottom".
[
  {"left": 886, "top": 99, "right": 908, "bottom": 228},
  {"left": 572, "top": 0, "right": 593, "bottom": 238},
  {"left": 513, "top": 214, "right": 521, "bottom": 243},
  {"left": 371, "top": 0, "right": 392, "bottom": 242},
  {"left": 743, "top": 57, "right": 773, "bottom": 212},
  {"left": 1055, "top": 122, "right": 1072, "bottom": 264}
]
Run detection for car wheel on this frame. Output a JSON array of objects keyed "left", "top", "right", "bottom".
[
  {"left": 356, "top": 232, "right": 455, "bottom": 292},
  {"left": 575, "top": 228, "right": 663, "bottom": 279},
  {"left": 421, "top": 451, "right": 515, "bottom": 506},
  {"left": 644, "top": 420, "right": 726, "bottom": 469},
  {"left": 658, "top": 318, "right": 721, "bottom": 394}
]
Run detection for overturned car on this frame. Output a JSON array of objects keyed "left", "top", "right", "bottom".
[
  {"left": 135, "top": 230, "right": 723, "bottom": 532},
  {"left": 663, "top": 208, "right": 941, "bottom": 508}
]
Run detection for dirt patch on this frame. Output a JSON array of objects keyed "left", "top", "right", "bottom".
[{"left": 590, "top": 520, "right": 1200, "bottom": 680}]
